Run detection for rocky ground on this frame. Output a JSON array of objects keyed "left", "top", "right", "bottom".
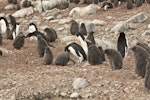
[{"left": 0, "top": 1, "right": 150, "bottom": 100}]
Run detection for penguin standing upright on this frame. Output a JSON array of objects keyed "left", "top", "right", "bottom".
[
  {"left": 22, "top": 0, "right": 32, "bottom": 7},
  {"left": 12, "top": 22, "right": 20, "bottom": 40},
  {"left": 13, "top": 32, "right": 25, "bottom": 50},
  {"left": 0, "top": 17, "right": 9, "bottom": 34},
  {"left": 126, "top": 0, "right": 133, "bottom": 9},
  {"left": 70, "top": 20, "right": 79, "bottom": 35},
  {"left": 136, "top": 0, "right": 143, "bottom": 7},
  {"left": 117, "top": 32, "right": 128, "bottom": 58},
  {"left": 9, "top": 15, "right": 16, "bottom": 26},
  {"left": 44, "top": 27, "right": 57, "bottom": 42},
  {"left": 65, "top": 42, "right": 87, "bottom": 63},
  {"left": 100, "top": 1, "right": 113, "bottom": 10},
  {"left": 79, "top": 23, "right": 87, "bottom": 35},
  {"left": 43, "top": 47, "right": 53, "bottom": 65},
  {"left": 86, "top": 31, "right": 95, "bottom": 44},
  {"left": 76, "top": 32, "right": 88, "bottom": 56},
  {"left": 88, "top": 44, "right": 103, "bottom": 65},
  {"left": 37, "top": 35, "right": 49, "bottom": 57}
]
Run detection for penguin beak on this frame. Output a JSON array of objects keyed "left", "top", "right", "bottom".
[
  {"left": 84, "top": 38, "right": 92, "bottom": 43},
  {"left": 48, "top": 43, "right": 55, "bottom": 48}
]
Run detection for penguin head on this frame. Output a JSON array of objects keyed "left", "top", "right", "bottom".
[
  {"left": 80, "top": 23, "right": 86, "bottom": 29},
  {"left": 130, "top": 45, "right": 137, "bottom": 52},
  {"left": 44, "top": 47, "right": 50, "bottom": 53},
  {"left": 0, "top": 50, "right": 2, "bottom": 56},
  {"left": 89, "top": 31, "right": 95, "bottom": 34},
  {"left": 28, "top": 23, "right": 38, "bottom": 33},
  {"left": 70, "top": 19, "right": 76, "bottom": 24},
  {"left": 119, "top": 32, "right": 125, "bottom": 37},
  {"left": 104, "top": 49, "right": 111, "bottom": 55},
  {"left": 44, "top": 27, "right": 51, "bottom": 33},
  {"left": 76, "top": 32, "right": 85, "bottom": 40},
  {"left": 64, "top": 45, "right": 70, "bottom": 52}
]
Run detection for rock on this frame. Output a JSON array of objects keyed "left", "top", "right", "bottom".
[
  {"left": 128, "top": 23, "right": 138, "bottom": 30},
  {"left": 42, "top": 0, "right": 69, "bottom": 11},
  {"left": 58, "top": 19, "right": 71, "bottom": 25},
  {"left": 12, "top": 7, "right": 34, "bottom": 17},
  {"left": 110, "top": 21, "right": 128, "bottom": 33},
  {"left": 85, "top": 22, "right": 95, "bottom": 33},
  {"left": 34, "top": 0, "right": 43, "bottom": 13},
  {"left": 44, "top": 8, "right": 60, "bottom": 17},
  {"left": 44, "top": 16, "right": 55, "bottom": 21},
  {"left": 60, "top": 92, "right": 68, "bottom": 97},
  {"left": 95, "top": 38, "right": 116, "bottom": 50},
  {"left": 0, "top": 13, "right": 5, "bottom": 17},
  {"left": 57, "top": 27, "right": 65, "bottom": 31},
  {"left": 69, "top": 4, "right": 99, "bottom": 17},
  {"left": 148, "top": 24, "right": 150, "bottom": 29},
  {"left": 126, "top": 12, "right": 148, "bottom": 23},
  {"left": 72, "top": 78, "right": 89, "bottom": 90},
  {"left": 92, "top": 19, "right": 106, "bottom": 26},
  {"left": 4, "top": 4, "right": 14, "bottom": 10},
  {"left": 141, "top": 30, "right": 150, "bottom": 37},
  {"left": 70, "top": 92, "right": 79, "bottom": 99}
]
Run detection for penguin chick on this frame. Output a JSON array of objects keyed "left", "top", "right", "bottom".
[
  {"left": 44, "top": 27, "right": 57, "bottom": 42},
  {"left": 13, "top": 32, "right": 25, "bottom": 50},
  {"left": 9, "top": 15, "right": 16, "bottom": 26},
  {"left": 101, "top": 1, "right": 113, "bottom": 10},
  {"left": 74, "top": 0, "right": 80, "bottom": 4},
  {"left": 43, "top": 47, "right": 53, "bottom": 65},
  {"left": 117, "top": 32, "right": 128, "bottom": 58},
  {"left": 65, "top": 42, "right": 87, "bottom": 63},
  {"left": 105, "top": 49, "right": 123, "bottom": 70},
  {"left": 131, "top": 45, "right": 150, "bottom": 78},
  {"left": 136, "top": 42, "right": 150, "bottom": 54},
  {"left": 70, "top": 20, "right": 79, "bottom": 35},
  {"left": 114, "top": 0, "right": 119, "bottom": 7},
  {"left": 6, "top": 27, "right": 13, "bottom": 40},
  {"left": 37, "top": 35, "right": 49, "bottom": 57},
  {"left": 22, "top": 0, "right": 32, "bottom": 8},
  {"left": 126, "top": 0, "right": 133, "bottom": 9},
  {"left": 136, "top": 0, "right": 143, "bottom": 7},
  {"left": 145, "top": 59, "right": 150, "bottom": 90},
  {"left": 94, "top": 0, "right": 99, "bottom": 4},
  {"left": 88, "top": 44, "right": 103, "bottom": 65},
  {"left": 55, "top": 52, "right": 70, "bottom": 66},
  {"left": 98, "top": 46, "right": 105, "bottom": 62},
  {"left": 86, "top": 31, "right": 95, "bottom": 44},
  {"left": 79, "top": 23, "right": 87, "bottom": 35}
]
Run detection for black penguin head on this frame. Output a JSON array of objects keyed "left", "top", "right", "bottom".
[
  {"left": 28, "top": 22, "right": 38, "bottom": 32},
  {"left": 104, "top": 49, "right": 111, "bottom": 55},
  {"left": 0, "top": 50, "right": 2, "bottom": 56},
  {"left": 44, "top": 27, "right": 50, "bottom": 33},
  {"left": 45, "top": 47, "right": 50, "bottom": 53},
  {"left": 76, "top": 32, "right": 85, "bottom": 40},
  {"left": 71, "top": 19, "right": 76, "bottom": 23},
  {"left": 119, "top": 32, "right": 125, "bottom": 38},
  {"left": 89, "top": 31, "right": 95, "bottom": 34},
  {"left": 131, "top": 45, "right": 137, "bottom": 52},
  {"left": 64, "top": 45, "right": 70, "bottom": 52},
  {"left": 80, "top": 23, "right": 86, "bottom": 28}
]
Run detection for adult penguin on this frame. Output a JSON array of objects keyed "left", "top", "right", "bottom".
[
  {"left": 100, "top": 1, "right": 113, "bottom": 10},
  {"left": 117, "top": 32, "right": 128, "bottom": 58},
  {"left": 44, "top": 27, "right": 57, "bottom": 42},
  {"left": 0, "top": 17, "right": 9, "bottom": 34},
  {"left": 76, "top": 32, "right": 88, "bottom": 56},
  {"left": 65, "top": 42, "right": 87, "bottom": 63},
  {"left": 13, "top": 32, "right": 25, "bottom": 50},
  {"left": 79, "top": 23, "right": 87, "bottom": 35}
]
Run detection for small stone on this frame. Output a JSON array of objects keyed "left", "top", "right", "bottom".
[
  {"left": 45, "top": 16, "right": 55, "bottom": 21},
  {"left": 58, "top": 19, "right": 71, "bottom": 25},
  {"left": 92, "top": 19, "right": 106, "bottom": 26},
  {"left": 72, "top": 78, "right": 89, "bottom": 90},
  {"left": 0, "top": 13, "right": 5, "bottom": 17},
  {"left": 148, "top": 24, "right": 150, "bottom": 29},
  {"left": 60, "top": 92, "right": 68, "bottom": 97},
  {"left": 57, "top": 27, "right": 65, "bottom": 31},
  {"left": 70, "top": 92, "right": 79, "bottom": 99},
  {"left": 141, "top": 30, "right": 150, "bottom": 37}
]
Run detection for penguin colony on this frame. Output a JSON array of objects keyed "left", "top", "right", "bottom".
[{"left": 0, "top": 0, "right": 149, "bottom": 91}]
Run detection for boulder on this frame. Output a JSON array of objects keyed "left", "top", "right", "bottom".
[{"left": 72, "top": 78, "right": 89, "bottom": 90}]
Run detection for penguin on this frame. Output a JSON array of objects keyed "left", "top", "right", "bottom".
[
  {"left": 145, "top": 59, "right": 150, "bottom": 90},
  {"left": 0, "top": 50, "right": 2, "bottom": 56},
  {"left": 114, "top": 0, "right": 119, "bottom": 7},
  {"left": 26, "top": 31, "right": 55, "bottom": 48},
  {"left": 146, "top": 0, "right": 150, "bottom": 3},
  {"left": 44, "top": 27, "right": 57, "bottom": 42},
  {"left": 6, "top": 27, "right": 13, "bottom": 40},
  {"left": 131, "top": 45, "right": 150, "bottom": 78},
  {"left": 104, "top": 49, "right": 123, "bottom": 70},
  {"left": 65, "top": 42, "right": 87, "bottom": 63},
  {"left": 13, "top": 32, "right": 25, "bottom": 50},
  {"left": 76, "top": 32, "right": 88, "bottom": 56},
  {"left": 70, "top": 20, "right": 79, "bottom": 35},
  {"left": 22, "top": 0, "right": 32, "bottom": 8},
  {"left": 86, "top": 31, "right": 95, "bottom": 44},
  {"left": 100, "top": 1, "right": 113, "bottom": 10},
  {"left": 43, "top": 47, "right": 53, "bottom": 65},
  {"left": 9, "top": 15, "right": 16, "bottom": 26},
  {"left": 55, "top": 52, "right": 75, "bottom": 66},
  {"left": 28, "top": 23, "right": 38, "bottom": 33},
  {"left": 126, "top": 0, "right": 133, "bottom": 9},
  {"left": 136, "top": 0, "right": 143, "bottom": 7},
  {"left": 74, "top": 0, "right": 80, "bottom": 4},
  {"left": 0, "top": 32, "right": 2, "bottom": 45},
  {"left": 0, "top": 17, "right": 9, "bottom": 34},
  {"left": 70, "top": 0, "right": 74, "bottom": 3},
  {"left": 88, "top": 44, "right": 103, "bottom": 65},
  {"left": 136, "top": 42, "right": 150, "bottom": 54},
  {"left": 111, "top": 0, "right": 114, "bottom": 3},
  {"left": 117, "top": 32, "right": 128, "bottom": 58},
  {"left": 79, "top": 23, "right": 87, "bottom": 35},
  {"left": 94, "top": 0, "right": 99, "bottom": 4},
  {"left": 37, "top": 35, "right": 49, "bottom": 57},
  {"left": 8, "top": 0, "right": 18, "bottom": 4},
  {"left": 98, "top": 46, "right": 105, "bottom": 62},
  {"left": 12, "top": 22, "right": 20, "bottom": 40}
]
